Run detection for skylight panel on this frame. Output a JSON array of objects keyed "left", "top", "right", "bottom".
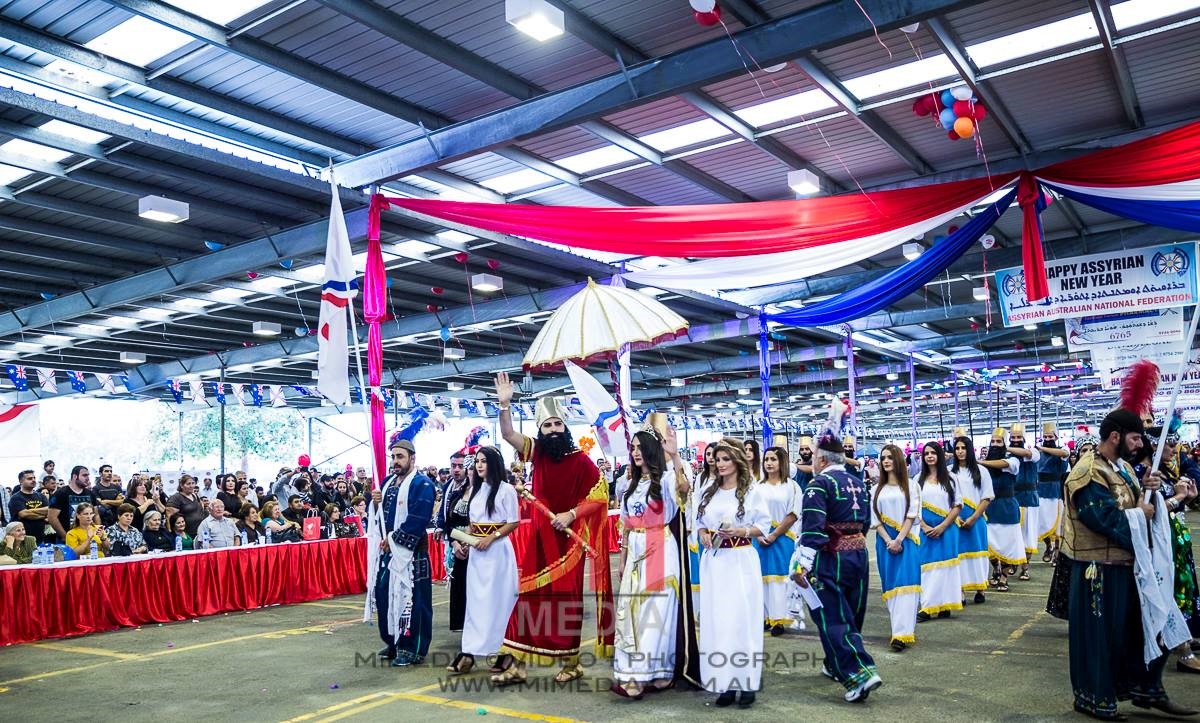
[
  {"left": 734, "top": 89, "right": 838, "bottom": 127},
  {"left": 436, "top": 230, "right": 476, "bottom": 244},
  {"left": 39, "top": 120, "right": 109, "bottom": 145},
  {"left": 393, "top": 240, "right": 441, "bottom": 259},
  {"left": 163, "top": 0, "right": 270, "bottom": 25},
  {"left": 479, "top": 168, "right": 556, "bottom": 193},
  {"left": 171, "top": 297, "right": 213, "bottom": 311},
  {"left": 557, "top": 145, "right": 639, "bottom": 173},
  {"left": 209, "top": 287, "right": 253, "bottom": 303},
  {"left": 0, "top": 139, "right": 72, "bottom": 164},
  {"left": 137, "top": 307, "right": 174, "bottom": 322},
  {"left": 0, "top": 164, "right": 31, "bottom": 185},
  {"left": 841, "top": 55, "right": 957, "bottom": 100},
  {"left": 965, "top": 13, "right": 1099, "bottom": 69},
  {"left": 101, "top": 315, "right": 141, "bottom": 329},
  {"left": 72, "top": 324, "right": 111, "bottom": 336},
  {"left": 83, "top": 17, "right": 193, "bottom": 68},
  {"left": 248, "top": 276, "right": 295, "bottom": 292},
  {"left": 639, "top": 119, "right": 730, "bottom": 153},
  {"left": 1110, "top": 0, "right": 1200, "bottom": 30}
]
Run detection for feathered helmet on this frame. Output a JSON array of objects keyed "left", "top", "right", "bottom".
[
  {"left": 387, "top": 405, "right": 448, "bottom": 449},
  {"left": 1102, "top": 359, "right": 1159, "bottom": 439},
  {"left": 816, "top": 398, "right": 850, "bottom": 454},
  {"left": 457, "top": 425, "right": 490, "bottom": 457}
]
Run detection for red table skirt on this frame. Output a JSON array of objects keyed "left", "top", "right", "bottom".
[
  {"left": 0, "top": 538, "right": 367, "bottom": 647},
  {"left": 427, "top": 511, "right": 621, "bottom": 582}
]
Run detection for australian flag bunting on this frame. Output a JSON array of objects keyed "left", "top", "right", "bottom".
[
  {"left": 168, "top": 379, "right": 184, "bottom": 404},
  {"left": 69, "top": 371, "right": 87, "bottom": 393}
]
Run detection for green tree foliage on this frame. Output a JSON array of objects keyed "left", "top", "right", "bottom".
[{"left": 148, "top": 404, "right": 305, "bottom": 466}]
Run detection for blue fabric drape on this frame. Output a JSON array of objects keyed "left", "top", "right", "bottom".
[
  {"left": 1042, "top": 183, "right": 1200, "bottom": 233},
  {"left": 762, "top": 189, "right": 1016, "bottom": 327}
]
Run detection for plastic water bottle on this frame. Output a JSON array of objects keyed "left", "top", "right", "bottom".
[
  {"left": 240, "top": 529, "right": 248, "bottom": 547},
  {"left": 33, "top": 545, "right": 43, "bottom": 565},
  {"left": 266, "top": 528, "right": 273, "bottom": 545},
  {"left": 174, "top": 534, "right": 183, "bottom": 553},
  {"left": 89, "top": 538, "right": 98, "bottom": 560}
]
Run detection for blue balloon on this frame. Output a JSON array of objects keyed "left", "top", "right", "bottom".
[
  {"left": 203, "top": 240, "right": 225, "bottom": 251},
  {"left": 279, "top": 258, "right": 294, "bottom": 270},
  {"left": 39, "top": 292, "right": 56, "bottom": 300},
  {"left": 939, "top": 108, "right": 956, "bottom": 130},
  {"left": 941, "top": 90, "right": 955, "bottom": 108},
  {"left": 294, "top": 326, "right": 308, "bottom": 337},
  {"left": 439, "top": 326, "right": 451, "bottom": 342}
]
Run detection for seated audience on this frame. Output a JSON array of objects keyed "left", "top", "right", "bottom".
[
  {"left": 169, "top": 513, "right": 194, "bottom": 550},
  {"left": 107, "top": 503, "right": 147, "bottom": 556},
  {"left": 64, "top": 502, "right": 110, "bottom": 558},
  {"left": 142, "top": 510, "right": 173, "bottom": 552},
  {"left": 1, "top": 521, "right": 35, "bottom": 564},
  {"left": 236, "top": 503, "right": 265, "bottom": 544},
  {"left": 261, "top": 500, "right": 301, "bottom": 542},
  {"left": 196, "top": 499, "right": 239, "bottom": 549},
  {"left": 324, "top": 503, "right": 360, "bottom": 539}
]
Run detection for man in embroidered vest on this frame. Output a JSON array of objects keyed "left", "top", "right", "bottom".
[
  {"left": 490, "top": 372, "right": 614, "bottom": 686},
  {"left": 1063, "top": 406, "right": 1195, "bottom": 720},
  {"left": 790, "top": 400, "right": 880, "bottom": 703},
  {"left": 370, "top": 437, "right": 437, "bottom": 667}
]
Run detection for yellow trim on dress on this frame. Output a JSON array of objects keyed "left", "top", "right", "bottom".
[
  {"left": 878, "top": 513, "right": 920, "bottom": 545},
  {"left": 922, "top": 501, "right": 950, "bottom": 518},
  {"left": 891, "top": 634, "right": 917, "bottom": 644},
  {"left": 762, "top": 574, "right": 792, "bottom": 583},
  {"left": 920, "top": 558, "right": 961, "bottom": 572},
  {"left": 765, "top": 617, "right": 795, "bottom": 627},
  {"left": 881, "top": 584, "right": 921, "bottom": 601},
  {"left": 919, "top": 601, "right": 963, "bottom": 615},
  {"left": 988, "top": 546, "right": 1027, "bottom": 565},
  {"left": 958, "top": 550, "right": 991, "bottom": 560},
  {"left": 960, "top": 582, "right": 988, "bottom": 592}
]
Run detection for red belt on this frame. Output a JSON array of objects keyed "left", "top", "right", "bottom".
[
  {"left": 717, "top": 536, "right": 752, "bottom": 549},
  {"left": 469, "top": 523, "right": 504, "bottom": 536},
  {"left": 830, "top": 532, "right": 866, "bottom": 552}
]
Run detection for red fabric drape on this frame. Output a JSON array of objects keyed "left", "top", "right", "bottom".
[
  {"left": 377, "top": 175, "right": 1014, "bottom": 257},
  {"left": 1016, "top": 172, "right": 1050, "bottom": 302},
  {"left": 1038, "top": 120, "right": 1200, "bottom": 187},
  {"left": 365, "top": 195, "right": 389, "bottom": 485},
  {"left": 0, "top": 539, "right": 367, "bottom": 646}
]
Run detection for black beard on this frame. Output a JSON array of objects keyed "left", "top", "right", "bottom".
[
  {"left": 1043, "top": 440, "right": 1058, "bottom": 448},
  {"left": 800, "top": 453, "right": 812, "bottom": 462},
  {"left": 986, "top": 445, "right": 1006, "bottom": 461},
  {"left": 539, "top": 430, "right": 575, "bottom": 461},
  {"left": 1010, "top": 440, "right": 1025, "bottom": 448}
]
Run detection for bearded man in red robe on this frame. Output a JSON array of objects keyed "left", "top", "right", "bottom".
[{"left": 490, "top": 372, "right": 613, "bottom": 685}]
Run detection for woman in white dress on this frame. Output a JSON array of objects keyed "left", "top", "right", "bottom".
[
  {"left": 870, "top": 444, "right": 922, "bottom": 652},
  {"left": 916, "top": 442, "right": 964, "bottom": 622},
  {"left": 612, "top": 427, "right": 696, "bottom": 699},
  {"left": 754, "top": 446, "right": 798, "bottom": 636},
  {"left": 696, "top": 440, "right": 770, "bottom": 708},
  {"left": 446, "top": 446, "right": 520, "bottom": 675},
  {"left": 742, "top": 439, "right": 763, "bottom": 483},
  {"left": 949, "top": 435, "right": 994, "bottom": 605}
]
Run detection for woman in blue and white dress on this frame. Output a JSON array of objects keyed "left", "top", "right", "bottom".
[
  {"left": 755, "top": 446, "right": 798, "bottom": 636},
  {"left": 917, "top": 442, "right": 963, "bottom": 621},
  {"left": 950, "top": 435, "right": 994, "bottom": 605},
  {"left": 870, "top": 444, "right": 922, "bottom": 652},
  {"left": 612, "top": 428, "right": 697, "bottom": 699}
]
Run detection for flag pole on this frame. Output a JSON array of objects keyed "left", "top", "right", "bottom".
[{"left": 347, "top": 301, "right": 378, "bottom": 486}]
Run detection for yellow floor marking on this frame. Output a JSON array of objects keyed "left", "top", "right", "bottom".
[
  {"left": 991, "top": 609, "right": 1046, "bottom": 653},
  {"left": 281, "top": 692, "right": 394, "bottom": 723},
  {"left": 316, "top": 691, "right": 587, "bottom": 723},
  {"left": 31, "top": 642, "right": 141, "bottom": 660},
  {"left": 0, "top": 660, "right": 111, "bottom": 687}
]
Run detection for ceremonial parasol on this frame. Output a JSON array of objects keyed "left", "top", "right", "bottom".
[{"left": 522, "top": 277, "right": 689, "bottom": 451}]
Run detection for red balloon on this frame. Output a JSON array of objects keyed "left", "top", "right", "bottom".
[
  {"left": 969, "top": 322, "right": 979, "bottom": 331},
  {"left": 298, "top": 454, "right": 311, "bottom": 467},
  {"left": 971, "top": 103, "right": 988, "bottom": 121},
  {"left": 431, "top": 287, "right": 444, "bottom": 295},
  {"left": 947, "top": 130, "right": 960, "bottom": 141},
  {"left": 486, "top": 258, "right": 501, "bottom": 271},
  {"left": 1014, "top": 342, "right": 1025, "bottom": 351},
  {"left": 927, "top": 92, "right": 945, "bottom": 112},
  {"left": 242, "top": 341, "right": 252, "bottom": 347},
  {"left": 453, "top": 252, "right": 469, "bottom": 264},
  {"left": 246, "top": 271, "right": 259, "bottom": 280},
  {"left": 912, "top": 97, "right": 931, "bottom": 117},
  {"left": 694, "top": 7, "right": 721, "bottom": 25},
  {"left": 952, "top": 100, "right": 973, "bottom": 117},
  {"left": 948, "top": 225, "right": 959, "bottom": 234},
  {"left": 426, "top": 304, "right": 440, "bottom": 313}
]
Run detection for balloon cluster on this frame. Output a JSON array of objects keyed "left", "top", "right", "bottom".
[
  {"left": 689, "top": 0, "right": 721, "bottom": 25},
  {"left": 912, "top": 86, "right": 987, "bottom": 141}
]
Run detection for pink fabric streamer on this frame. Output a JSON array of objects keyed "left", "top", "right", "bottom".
[{"left": 366, "top": 194, "right": 390, "bottom": 487}]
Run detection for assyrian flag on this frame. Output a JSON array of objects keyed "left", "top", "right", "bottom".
[
  {"left": 565, "top": 359, "right": 630, "bottom": 462},
  {"left": 68, "top": 371, "right": 87, "bottom": 393},
  {"left": 189, "top": 380, "right": 205, "bottom": 404},
  {"left": 96, "top": 373, "right": 116, "bottom": 394},
  {"left": 168, "top": 379, "right": 184, "bottom": 404},
  {"left": 230, "top": 383, "right": 245, "bottom": 406},
  {"left": 36, "top": 368, "right": 56, "bottom": 393},
  {"left": 316, "top": 175, "right": 359, "bottom": 405},
  {"left": 270, "top": 384, "right": 287, "bottom": 407},
  {"left": 5, "top": 365, "right": 27, "bottom": 391}
]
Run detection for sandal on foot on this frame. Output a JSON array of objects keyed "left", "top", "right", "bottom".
[
  {"left": 490, "top": 663, "right": 527, "bottom": 686},
  {"left": 554, "top": 664, "right": 584, "bottom": 684},
  {"left": 446, "top": 652, "right": 475, "bottom": 674},
  {"left": 611, "top": 682, "right": 643, "bottom": 700},
  {"left": 996, "top": 580, "right": 1010, "bottom": 592},
  {"left": 489, "top": 653, "right": 514, "bottom": 674},
  {"left": 1019, "top": 570, "right": 1031, "bottom": 581}
]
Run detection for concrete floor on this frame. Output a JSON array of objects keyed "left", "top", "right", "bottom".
[{"left": 5, "top": 544, "right": 1200, "bottom": 722}]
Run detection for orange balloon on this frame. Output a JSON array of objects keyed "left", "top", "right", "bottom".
[{"left": 954, "top": 117, "right": 976, "bottom": 139}]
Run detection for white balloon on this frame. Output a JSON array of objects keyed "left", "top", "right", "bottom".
[
  {"left": 689, "top": 0, "right": 718, "bottom": 12},
  {"left": 900, "top": 23, "right": 920, "bottom": 34},
  {"left": 951, "top": 86, "right": 974, "bottom": 101},
  {"left": 980, "top": 234, "right": 996, "bottom": 250},
  {"left": 763, "top": 63, "right": 787, "bottom": 73}
]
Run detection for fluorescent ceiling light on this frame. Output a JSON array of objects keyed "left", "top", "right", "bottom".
[
  {"left": 842, "top": 55, "right": 956, "bottom": 100},
  {"left": 734, "top": 89, "right": 838, "bottom": 128},
  {"left": 290, "top": 265, "right": 326, "bottom": 283},
  {"left": 210, "top": 287, "right": 253, "bottom": 302},
  {"left": 1111, "top": 0, "right": 1200, "bottom": 30},
  {"left": 39, "top": 120, "right": 109, "bottom": 145},
  {"left": 84, "top": 17, "right": 192, "bottom": 67},
  {"left": 479, "top": 168, "right": 555, "bottom": 194},
  {"left": 557, "top": 145, "right": 639, "bottom": 174},
  {"left": 138, "top": 195, "right": 189, "bottom": 223},
  {"left": 471, "top": 273, "right": 503, "bottom": 292},
  {"left": 252, "top": 321, "right": 281, "bottom": 336},
  {"left": 163, "top": 0, "right": 271, "bottom": 25},
  {"left": 788, "top": 169, "right": 820, "bottom": 196},
  {"left": 629, "top": 399, "right": 642, "bottom": 407},
  {"left": 444, "top": 347, "right": 466, "bottom": 360},
  {"left": 0, "top": 164, "right": 31, "bottom": 186},
  {"left": 1051, "top": 336, "right": 1064, "bottom": 347},
  {"left": 834, "top": 359, "right": 848, "bottom": 369},
  {"left": 1024, "top": 323, "right": 1038, "bottom": 330},
  {"left": 447, "top": 381, "right": 465, "bottom": 391},
  {"left": 902, "top": 243, "right": 923, "bottom": 260},
  {"left": 966, "top": 13, "right": 1098, "bottom": 68},
  {"left": 972, "top": 286, "right": 990, "bottom": 301},
  {"left": 640, "top": 119, "right": 730, "bottom": 153},
  {"left": 120, "top": 351, "right": 146, "bottom": 364},
  {"left": 505, "top": 0, "right": 565, "bottom": 41},
  {"left": 887, "top": 372, "right": 899, "bottom": 381},
  {"left": 0, "top": 139, "right": 72, "bottom": 163},
  {"left": 737, "top": 388, "right": 751, "bottom": 396},
  {"left": 670, "top": 378, "right": 685, "bottom": 387},
  {"left": 137, "top": 308, "right": 174, "bottom": 321}
]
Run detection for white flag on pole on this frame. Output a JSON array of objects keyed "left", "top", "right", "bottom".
[
  {"left": 564, "top": 360, "right": 629, "bottom": 462},
  {"left": 316, "top": 175, "right": 359, "bottom": 405}
]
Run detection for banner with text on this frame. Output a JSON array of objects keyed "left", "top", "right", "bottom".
[
  {"left": 1092, "top": 340, "right": 1200, "bottom": 389},
  {"left": 996, "top": 243, "right": 1199, "bottom": 327},
  {"left": 1065, "top": 308, "right": 1185, "bottom": 351}
]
